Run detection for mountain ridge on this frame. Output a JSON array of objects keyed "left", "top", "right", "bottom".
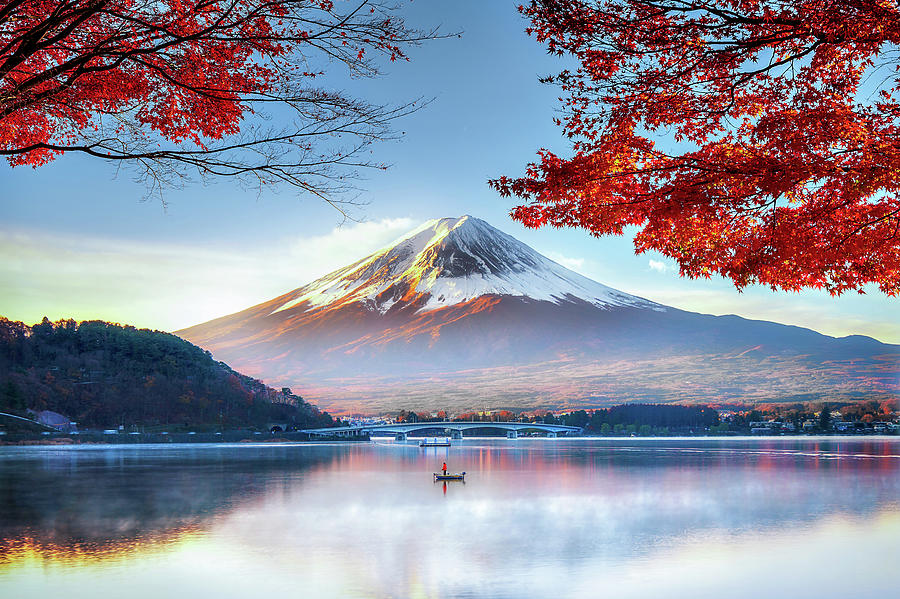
[{"left": 177, "top": 216, "right": 899, "bottom": 413}]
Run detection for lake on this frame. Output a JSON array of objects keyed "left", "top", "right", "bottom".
[{"left": 1, "top": 437, "right": 899, "bottom": 598}]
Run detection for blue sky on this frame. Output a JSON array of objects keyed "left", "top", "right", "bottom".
[{"left": 1, "top": 1, "right": 897, "bottom": 343}]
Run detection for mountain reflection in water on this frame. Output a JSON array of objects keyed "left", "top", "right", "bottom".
[{"left": 1, "top": 438, "right": 899, "bottom": 599}]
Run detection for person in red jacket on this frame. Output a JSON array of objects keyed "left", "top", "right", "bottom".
[{"left": 441, "top": 462, "right": 447, "bottom": 475}]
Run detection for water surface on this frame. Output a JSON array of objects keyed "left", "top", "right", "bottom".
[{"left": 1, "top": 437, "right": 899, "bottom": 598}]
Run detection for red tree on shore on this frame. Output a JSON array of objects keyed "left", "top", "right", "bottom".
[
  {"left": 491, "top": 0, "right": 900, "bottom": 295},
  {"left": 0, "top": 0, "right": 441, "bottom": 202}
]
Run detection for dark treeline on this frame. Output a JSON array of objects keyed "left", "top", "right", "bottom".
[
  {"left": 0, "top": 317, "right": 334, "bottom": 431},
  {"left": 395, "top": 404, "right": 721, "bottom": 434},
  {"left": 545, "top": 404, "right": 720, "bottom": 434}
]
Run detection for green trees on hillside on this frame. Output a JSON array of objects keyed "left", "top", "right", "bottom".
[{"left": 0, "top": 317, "right": 333, "bottom": 430}]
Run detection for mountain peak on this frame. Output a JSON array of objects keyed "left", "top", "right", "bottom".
[
  {"left": 270, "top": 216, "right": 660, "bottom": 316},
  {"left": 177, "top": 216, "right": 898, "bottom": 414},
  {"left": 382, "top": 215, "right": 487, "bottom": 257}
]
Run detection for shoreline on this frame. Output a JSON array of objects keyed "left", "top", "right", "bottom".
[
  {"left": 0, "top": 430, "right": 369, "bottom": 446},
  {"left": 3, "top": 431, "right": 898, "bottom": 446}
]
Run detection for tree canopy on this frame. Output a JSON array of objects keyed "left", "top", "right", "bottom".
[
  {"left": 491, "top": 0, "right": 900, "bottom": 295},
  {"left": 0, "top": 0, "right": 441, "bottom": 203},
  {"left": 0, "top": 317, "right": 335, "bottom": 430}
]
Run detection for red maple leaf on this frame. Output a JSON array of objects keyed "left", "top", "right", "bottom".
[
  {"left": 491, "top": 0, "right": 900, "bottom": 296},
  {"left": 0, "top": 0, "right": 442, "bottom": 200}
]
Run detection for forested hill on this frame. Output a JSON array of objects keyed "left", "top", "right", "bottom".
[{"left": 0, "top": 317, "right": 334, "bottom": 430}]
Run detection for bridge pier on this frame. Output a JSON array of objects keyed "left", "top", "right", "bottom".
[
  {"left": 547, "top": 431, "right": 557, "bottom": 438},
  {"left": 447, "top": 429, "right": 464, "bottom": 440},
  {"left": 395, "top": 432, "right": 407, "bottom": 441},
  {"left": 507, "top": 430, "right": 518, "bottom": 439}
]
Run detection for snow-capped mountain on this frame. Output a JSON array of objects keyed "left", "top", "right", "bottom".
[
  {"left": 177, "top": 216, "right": 898, "bottom": 414},
  {"left": 268, "top": 215, "right": 661, "bottom": 315}
]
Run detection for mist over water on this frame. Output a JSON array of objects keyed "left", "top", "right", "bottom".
[{"left": 1, "top": 438, "right": 899, "bottom": 598}]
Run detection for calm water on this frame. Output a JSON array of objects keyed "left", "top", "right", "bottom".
[{"left": 1, "top": 437, "right": 899, "bottom": 598}]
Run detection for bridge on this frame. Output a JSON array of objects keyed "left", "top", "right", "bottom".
[{"left": 301, "top": 421, "right": 583, "bottom": 440}]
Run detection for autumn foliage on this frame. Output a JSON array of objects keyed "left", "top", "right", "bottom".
[
  {"left": 492, "top": 0, "right": 900, "bottom": 295},
  {"left": 0, "top": 1, "right": 436, "bottom": 198}
]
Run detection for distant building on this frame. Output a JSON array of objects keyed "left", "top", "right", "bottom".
[
  {"left": 834, "top": 421, "right": 857, "bottom": 433},
  {"left": 749, "top": 421, "right": 782, "bottom": 435}
]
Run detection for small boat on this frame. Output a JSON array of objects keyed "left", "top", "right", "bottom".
[
  {"left": 434, "top": 471, "right": 466, "bottom": 481},
  {"left": 419, "top": 437, "right": 451, "bottom": 447}
]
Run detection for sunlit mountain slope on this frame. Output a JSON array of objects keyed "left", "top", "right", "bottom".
[{"left": 178, "top": 216, "right": 899, "bottom": 413}]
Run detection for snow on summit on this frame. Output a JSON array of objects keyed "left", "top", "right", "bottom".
[
  {"left": 177, "top": 217, "right": 897, "bottom": 414},
  {"left": 271, "top": 216, "right": 661, "bottom": 315}
]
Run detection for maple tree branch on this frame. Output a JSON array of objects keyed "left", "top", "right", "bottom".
[
  {"left": 499, "top": 0, "right": 900, "bottom": 295},
  {"left": 0, "top": 0, "right": 455, "bottom": 203}
]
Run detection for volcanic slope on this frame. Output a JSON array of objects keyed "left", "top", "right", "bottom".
[{"left": 177, "top": 216, "right": 899, "bottom": 413}]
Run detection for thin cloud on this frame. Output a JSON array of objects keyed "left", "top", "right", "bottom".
[
  {"left": 648, "top": 259, "right": 669, "bottom": 273},
  {"left": 544, "top": 251, "right": 586, "bottom": 274},
  {"left": 0, "top": 218, "right": 416, "bottom": 332}
]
